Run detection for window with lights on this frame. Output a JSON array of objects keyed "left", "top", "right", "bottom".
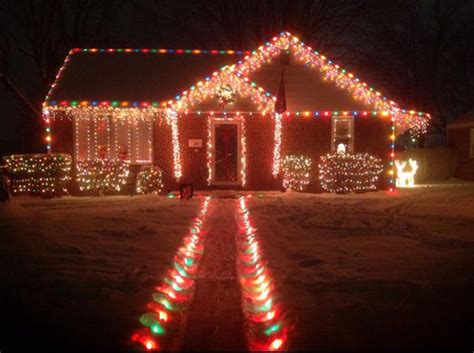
[
  {"left": 331, "top": 116, "right": 354, "bottom": 153},
  {"left": 74, "top": 114, "right": 153, "bottom": 164}
]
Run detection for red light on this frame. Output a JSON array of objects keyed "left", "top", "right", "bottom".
[{"left": 176, "top": 49, "right": 184, "bottom": 54}]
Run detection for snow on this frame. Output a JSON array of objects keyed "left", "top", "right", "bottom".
[{"left": 0, "top": 184, "right": 473, "bottom": 351}]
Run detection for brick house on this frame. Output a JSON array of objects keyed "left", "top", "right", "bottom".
[
  {"left": 448, "top": 111, "right": 474, "bottom": 180},
  {"left": 43, "top": 32, "right": 430, "bottom": 191}
]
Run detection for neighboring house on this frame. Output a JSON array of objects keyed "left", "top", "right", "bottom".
[
  {"left": 448, "top": 111, "right": 474, "bottom": 180},
  {"left": 43, "top": 32, "right": 430, "bottom": 191}
]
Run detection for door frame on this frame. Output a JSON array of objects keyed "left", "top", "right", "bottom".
[{"left": 209, "top": 118, "right": 242, "bottom": 186}]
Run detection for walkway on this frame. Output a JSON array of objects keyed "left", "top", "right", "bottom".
[{"left": 182, "top": 199, "right": 247, "bottom": 350}]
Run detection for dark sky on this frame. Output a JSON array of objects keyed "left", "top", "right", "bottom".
[{"left": 1, "top": 0, "right": 473, "bottom": 156}]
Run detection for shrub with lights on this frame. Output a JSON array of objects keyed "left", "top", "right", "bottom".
[
  {"left": 319, "top": 148, "right": 383, "bottom": 194},
  {"left": 76, "top": 159, "right": 130, "bottom": 194},
  {"left": 4, "top": 154, "right": 72, "bottom": 198},
  {"left": 281, "top": 155, "right": 312, "bottom": 191},
  {"left": 136, "top": 166, "right": 164, "bottom": 194}
]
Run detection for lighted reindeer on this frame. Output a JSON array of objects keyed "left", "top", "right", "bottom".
[{"left": 395, "top": 159, "right": 418, "bottom": 188}]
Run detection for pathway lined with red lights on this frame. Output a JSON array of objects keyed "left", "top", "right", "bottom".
[
  {"left": 236, "top": 196, "right": 288, "bottom": 351},
  {"left": 182, "top": 200, "right": 247, "bottom": 350},
  {"left": 129, "top": 196, "right": 288, "bottom": 351}
]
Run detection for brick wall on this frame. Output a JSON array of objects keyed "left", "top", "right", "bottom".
[
  {"left": 51, "top": 118, "right": 74, "bottom": 156},
  {"left": 354, "top": 117, "right": 392, "bottom": 189},
  {"left": 178, "top": 116, "right": 208, "bottom": 189},
  {"left": 281, "top": 116, "right": 331, "bottom": 192},
  {"left": 245, "top": 115, "right": 276, "bottom": 190},
  {"left": 153, "top": 116, "right": 176, "bottom": 189},
  {"left": 50, "top": 112, "right": 393, "bottom": 191}
]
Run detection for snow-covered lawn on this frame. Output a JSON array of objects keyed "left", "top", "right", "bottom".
[
  {"left": 0, "top": 195, "right": 201, "bottom": 351},
  {"left": 0, "top": 184, "right": 473, "bottom": 351},
  {"left": 249, "top": 185, "right": 474, "bottom": 351}
]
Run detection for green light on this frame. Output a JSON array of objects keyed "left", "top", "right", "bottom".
[
  {"left": 153, "top": 294, "right": 173, "bottom": 311},
  {"left": 175, "top": 262, "right": 189, "bottom": 278},
  {"left": 151, "top": 323, "right": 165, "bottom": 335},
  {"left": 260, "top": 298, "right": 272, "bottom": 312},
  {"left": 167, "top": 193, "right": 175, "bottom": 199},
  {"left": 185, "top": 258, "right": 193, "bottom": 266},
  {"left": 264, "top": 323, "right": 281, "bottom": 336},
  {"left": 111, "top": 101, "right": 119, "bottom": 107}
]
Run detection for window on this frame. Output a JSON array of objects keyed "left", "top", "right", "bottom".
[
  {"left": 470, "top": 128, "right": 474, "bottom": 158},
  {"left": 74, "top": 113, "right": 153, "bottom": 164},
  {"left": 331, "top": 116, "right": 354, "bottom": 152}
]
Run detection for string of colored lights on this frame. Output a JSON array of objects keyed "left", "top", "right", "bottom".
[
  {"left": 236, "top": 196, "right": 288, "bottom": 351},
  {"left": 44, "top": 107, "right": 429, "bottom": 119},
  {"left": 206, "top": 116, "right": 213, "bottom": 186},
  {"left": 232, "top": 31, "right": 430, "bottom": 136},
  {"left": 165, "top": 109, "right": 182, "bottom": 180},
  {"left": 272, "top": 113, "right": 283, "bottom": 177},
  {"left": 240, "top": 117, "right": 247, "bottom": 187},
  {"left": 389, "top": 117, "right": 396, "bottom": 191},
  {"left": 165, "top": 67, "right": 275, "bottom": 113},
  {"left": 131, "top": 196, "right": 211, "bottom": 351},
  {"left": 71, "top": 48, "right": 251, "bottom": 55}
]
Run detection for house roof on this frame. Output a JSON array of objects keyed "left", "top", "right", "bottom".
[
  {"left": 45, "top": 49, "right": 248, "bottom": 104},
  {"left": 44, "top": 32, "right": 430, "bottom": 136},
  {"left": 448, "top": 111, "right": 474, "bottom": 128}
]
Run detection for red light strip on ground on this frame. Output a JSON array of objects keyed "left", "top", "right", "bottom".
[
  {"left": 236, "top": 196, "right": 288, "bottom": 351},
  {"left": 130, "top": 196, "right": 211, "bottom": 351}
]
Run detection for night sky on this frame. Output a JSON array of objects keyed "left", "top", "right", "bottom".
[{"left": 1, "top": 0, "right": 473, "bottom": 156}]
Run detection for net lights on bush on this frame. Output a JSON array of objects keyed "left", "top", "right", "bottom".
[
  {"left": 131, "top": 196, "right": 211, "bottom": 351},
  {"left": 281, "top": 155, "right": 312, "bottom": 191},
  {"left": 136, "top": 166, "right": 164, "bottom": 194},
  {"left": 76, "top": 159, "right": 130, "bottom": 193},
  {"left": 4, "top": 154, "right": 72, "bottom": 197},
  {"left": 236, "top": 196, "right": 288, "bottom": 351},
  {"left": 319, "top": 148, "right": 383, "bottom": 194}
]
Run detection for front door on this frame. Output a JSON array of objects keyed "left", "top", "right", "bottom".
[{"left": 212, "top": 120, "right": 241, "bottom": 185}]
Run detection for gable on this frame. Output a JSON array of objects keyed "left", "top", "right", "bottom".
[{"left": 249, "top": 54, "right": 367, "bottom": 111}]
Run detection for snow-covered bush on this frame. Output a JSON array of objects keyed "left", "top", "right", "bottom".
[
  {"left": 136, "top": 166, "right": 164, "bottom": 194},
  {"left": 319, "top": 152, "right": 383, "bottom": 194},
  {"left": 282, "top": 155, "right": 312, "bottom": 191},
  {"left": 76, "top": 159, "right": 129, "bottom": 194},
  {"left": 4, "top": 154, "right": 72, "bottom": 198}
]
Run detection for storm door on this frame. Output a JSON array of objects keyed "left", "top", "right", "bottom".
[{"left": 211, "top": 120, "right": 241, "bottom": 185}]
